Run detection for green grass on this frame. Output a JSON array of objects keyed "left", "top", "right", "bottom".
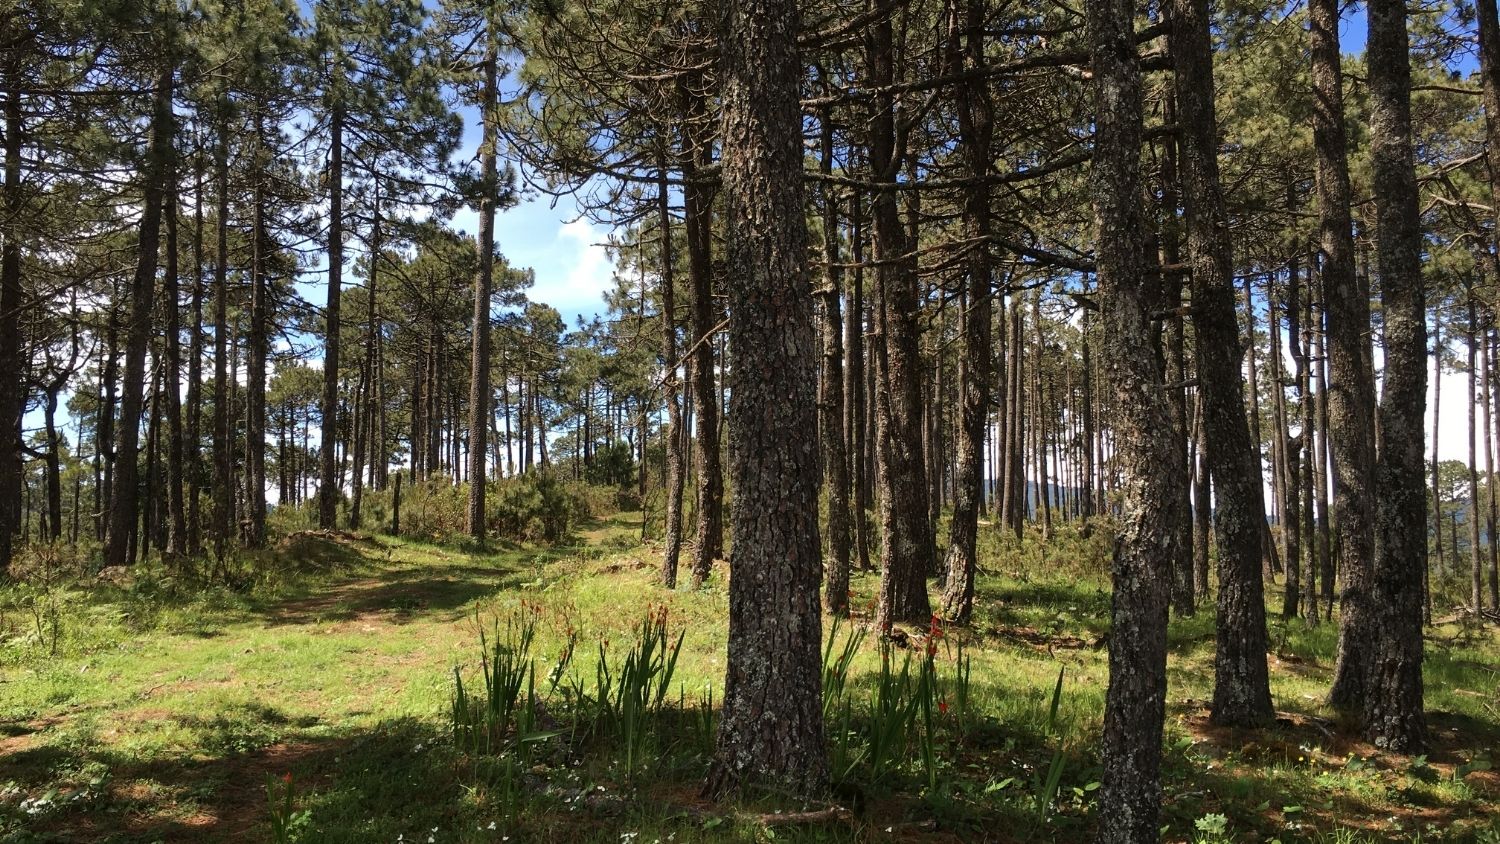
[{"left": 1, "top": 513, "right": 1496, "bottom": 843}]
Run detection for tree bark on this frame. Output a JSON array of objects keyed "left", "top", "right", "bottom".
[
  {"left": 0, "top": 59, "right": 24, "bottom": 570},
  {"left": 211, "top": 104, "right": 232, "bottom": 564},
  {"left": 105, "top": 61, "right": 175, "bottom": 568},
  {"left": 1364, "top": 0, "right": 1427, "bottom": 752},
  {"left": 869, "top": 6, "right": 934, "bottom": 630},
  {"left": 467, "top": 31, "right": 498, "bottom": 542},
  {"left": 186, "top": 155, "right": 205, "bottom": 555},
  {"left": 658, "top": 162, "right": 686, "bottom": 588},
  {"left": 1283, "top": 267, "right": 1305, "bottom": 618},
  {"left": 1316, "top": 0, "right": 1380, "bottom": 709},
  {"left": 847, "top": 191, "right": 873, "bottom": 572},
  {"left": 1087, "top": 0, "right": 1178, "bottom": 836},
  {"left": 941, "top": 0, "right": 993, "bottom": 626},
  {"left": 706, "top": 0, "right": 827, "bottom": 796},
  {"left": 163, "top": 173, "right": 187, "bottom": 557},
  {"left": 817, "top": 95, "right": 851, "bottom": 616},
  {"left": 244, "top": 113, "right": 268, "bottom": 549},
  {"left": 1169, "top": 0, "right": 1273, "bottom": 726},
  {"left": 684, "top": 101, "right": 723, "bottom": 586},
  {"left": 319, "top": 96, "right": 345, "bottom": 530}
]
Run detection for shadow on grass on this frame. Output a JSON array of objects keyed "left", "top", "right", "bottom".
[
  {"left": 263, "top": 563, "right": 531, "bottom": 627},
  {"left": 0, "top": 712, "right": 461, "bottom": 843}
]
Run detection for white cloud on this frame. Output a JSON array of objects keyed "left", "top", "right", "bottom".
[{"left": 523, "top": 218, "right": 616, "bottom": 321}]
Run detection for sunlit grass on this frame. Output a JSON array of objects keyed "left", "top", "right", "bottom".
[{"left": 0, "top": 515, "right": 1496, "bottom": 842}]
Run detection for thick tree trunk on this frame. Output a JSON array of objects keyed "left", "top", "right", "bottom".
[
  {"left": 1316, "top": 0, "right": 1380, "bottom": 709},
  {"left": 1364, "top": 0, "right": 1427, "bottom": 752},
  {"left": 1087, "top": 0, "right": 1178, "bottom": 837},
  {"left": 105, "top": 62, "right": 174, "bottom": 568},
  {"left": 706, "top": 0, "right": 826, "bottom": 795}
]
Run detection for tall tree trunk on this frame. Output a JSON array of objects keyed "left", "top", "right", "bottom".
[
  {"left": 870, "top": 7, "right": 934, "bottom": 630},
  {"left": 186, "top": 155, "right": 205, "bottom": 555},
  {"left": 164, "top": 174, "right": 187, "bottom": 557},
  {"left": 1364, "top": 0, "right": 1427, "bottom": 752},
  {"left": 1471, "top": 296, "right": 1487, "bottom": 611},
  {"left": 319, "top": 98, "right": 344, "bottom": 529},
  {"left": 350, "top": 198, "right": 379, "bottom": 529},
  {"left": 1156, "top": 88, "right": 1194, "bottom": 617},
  {"left": 42, "top": 379, "right": 63, "bottom": 541},
  {"left": 1317, "top": 0, "right": 1380, "bottom": 709},
  {"left": 847, "top": 191, "right": 873, "bottom": 571},
  {"left": 244, "top": 114, "right": 268, "bottom": 549},
  {"left": 817, "top": 96, "right": 851, "bottom": 616},
  {"left": 1283, "top": 266, "right": 1306, "bottom": 618},
  {"left": 1486, "top": 327, "right": 1500, "bottom": 608},
  {"left": 1314, "top": 294, "right": 1334, "bottom": 618},
  {"left": 1299, "top": 284, "right": 1318, "bottom": 621},
  {"left": 658, "top": 162, "right": 686, "bottom": 588},
  {"left": 1243, "top": 276, "right": 1280, "bottom": 580},
  {"left": 467, "top": 33, "right": 497, "bottom": 542},
  {"left": 105, "top": 62, "right": 174, "bottom": 568},
  {"left": 1430, "top": 318, "right": 1443, "bottom": 621},
  {"left": 941, "top": 0, "right": 992, "bottom": 625},
  {"left": 684, "top": 104, "right": 723, "bottom": 586},
  {"left": 1087, "top": 0, "right": 1178, "bottom": 836},
  {"left": 0, "top": 58, "right": 25, "bottom": 571},
  {"left": 211, "top": 107, "right": 232, "bottom": 564},
  {"left": 1170, "top": 0, "right": 1273, "bottom": 725},
  {"left": 706, "top": 0, "right": 826, "bottom": 795},
  {"left": 1193, "top": 400, "right": 1213, "bottom": 597}
]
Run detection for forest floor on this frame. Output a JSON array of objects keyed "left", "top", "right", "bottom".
[{"left": 1, "top": 515, "right": 1498, "bottom": 843}]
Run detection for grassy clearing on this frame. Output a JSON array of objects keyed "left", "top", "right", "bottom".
[{"left": 1, "top": 514, "right": 1497, "bottom": 843}]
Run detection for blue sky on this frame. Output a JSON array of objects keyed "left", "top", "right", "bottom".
[{"left": 442, "top": 100, "right": 618, "bottom": 330}]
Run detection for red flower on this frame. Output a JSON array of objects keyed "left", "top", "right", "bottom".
[
  {"left": 938, "top": 700, "right": 950, "bottom": 715},
  {"left": 281, "top": 772, "right": 293, "bottom": 784}
]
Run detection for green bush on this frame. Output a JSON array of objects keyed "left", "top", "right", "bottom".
[
  {"left": 487, "top": 473, "right": 580, "bottom": 544},
  {"left": 385, "top": 472, "right": 588, "bottom": 545}
]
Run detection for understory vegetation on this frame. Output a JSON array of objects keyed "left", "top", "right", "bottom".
[{"left": 2, "top": 513, "right": 1495, "bottom": 843}]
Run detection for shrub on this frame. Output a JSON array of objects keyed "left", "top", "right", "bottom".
[{"left": 383, "top": 472, "right": 588, "bottom": 545}]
